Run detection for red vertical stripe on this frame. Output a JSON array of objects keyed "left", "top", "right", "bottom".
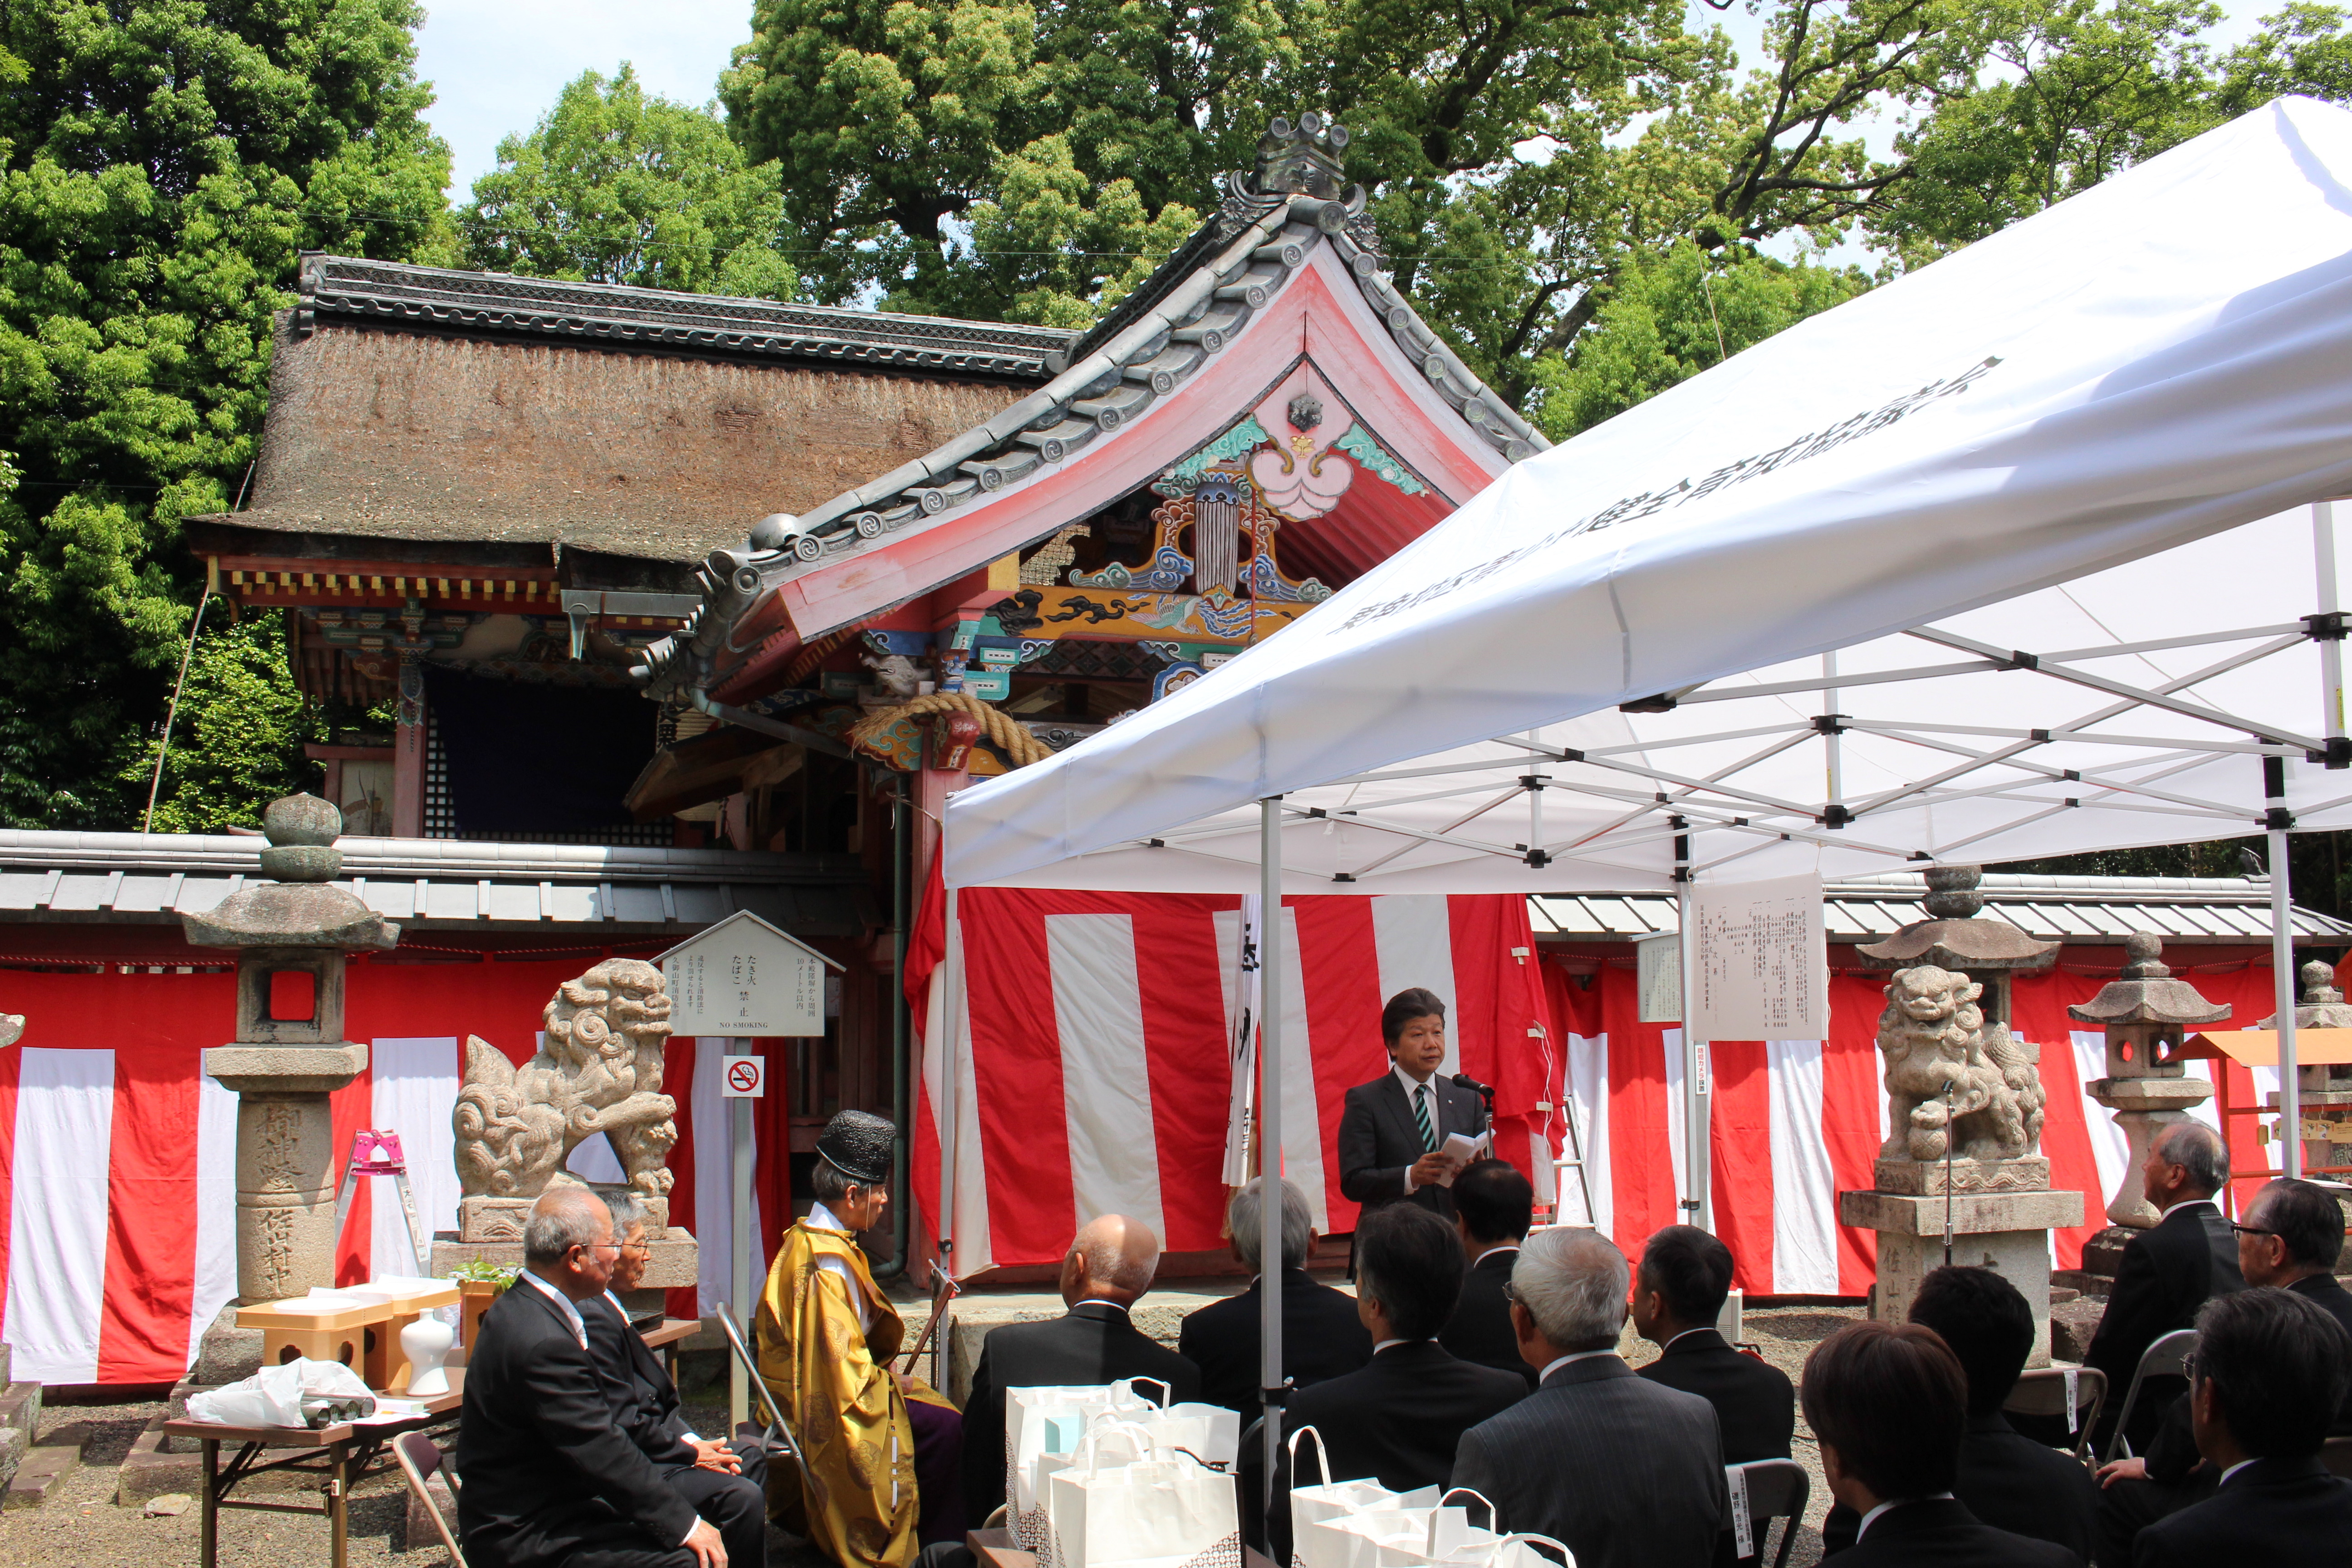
[
  {"left": 1706, "top": 1039, "right": 1775, "bottom": 1295},
  {"left": 0, "top": 1001, "right": 26, "bottom": 1345},
  {"left": 962, "top": 891, "right": 1078, "bottom": 1266},
  {"left": 664, "top": 1034, "right": 701, "bottom": 1320},
  {"left": 1132, "top": 901, "right": 1241, "bottom": 1255},
  {"left": 96, "top": 1003, "right": 206, "bottom": 1382},
  {"left": 1290, "top": 897, "right": 1387, "bottom": 1231},
  {"left": 1821, "top": 978, "right": 1885, "bottom": 1296},
  {"left": 1597, "top": 969, "right": 1675, "bottom": 1260}
]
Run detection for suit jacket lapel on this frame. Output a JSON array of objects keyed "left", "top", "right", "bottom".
[{"left": 1378, "top": 1073, "right": 1419, "bottom": 1152}]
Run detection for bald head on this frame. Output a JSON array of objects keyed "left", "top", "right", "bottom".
[{"left": 1063, "top": 1214, "right": 1161, "bottom": 1308}]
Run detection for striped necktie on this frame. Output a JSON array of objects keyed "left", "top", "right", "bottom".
[{"left": 1411, "top": 1082, "right": 1437, "bottom": 1152}]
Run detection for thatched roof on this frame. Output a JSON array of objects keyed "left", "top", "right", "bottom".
[{"left": 211, "top": 257, "right": 1075, "bottom": 566}]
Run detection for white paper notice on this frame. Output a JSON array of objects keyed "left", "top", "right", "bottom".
[
  {"left": 1636, "top": 932, "right": 1682, "bottom": 1023},
  {"left": 1689, "top": 874, "right": 1828, "bottom": 1041}
]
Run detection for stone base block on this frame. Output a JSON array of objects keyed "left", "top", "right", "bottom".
[
  {"left": 458, "top": 1192, "right": 670, "bottom": 1243},
  {"left": 193, "top": 1302, "right": 264, "bottom": 1387},
  {"left": 2088, "top": 1077, "right": 2215, "bottom": 1110},
  {"left": 1873, "top": 1156, "right": 2050, "bottom": 1195},
  {"left": 2051, "top": 1295, "right": 2107, "bottom": 1365},
  {"left": 0, "top": 1382, "right": 40, "bottom": 1494},
  {"left": 1838, "top": 1187, "right": 2083, "bottom": 1235},
  {"left": 1873, "top": 1227, "right": 2064, "bottom": 1367},
  {"left": 118, "top": 1406, "right": 204, "bottom": 1507},
  {"left": 2080, "top": 1225, "right": 2136, "bottom": 1280},
  {"left": 431, "top": 1229, "right": 698, "bottom": 1289}
]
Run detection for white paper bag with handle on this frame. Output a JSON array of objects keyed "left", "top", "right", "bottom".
[
  {"left": 1284, "top": 1426, "right": 1441, "bottom": 1568},
  {"left": 1045, "top": 1423, "right": 1241, "bottom": 1568},
  {"left": 1006, "top": 1379, "right": 1166, "bottom": 1548}
]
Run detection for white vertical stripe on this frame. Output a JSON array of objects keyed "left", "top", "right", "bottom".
[
  {"left": 1561, "top": 1031, "right": 1612, "bottom": 1235},
  {"left": 950, "top": 959, "right": 992, "bottom": 1274},
  {"left": 5, "top": 1049, "right": 117, "bottom": 1382},
  {"left": 2072, "top": 1031, "right": 2128, "bottom": 1220},
  {"left": 369, "top": 1038, "right": 462, "bottom": 1277},
  {"left": 1048, "top": 913, "right": 1166, "bottom": 1235},
  {"left": 691, "top": 1040, "right": 759, "bottom": 1317},
  {"left": 1663, "top": 1027, "right": 1689, "bottom": 1212},
  {"left": 188, "top": 1076, "right": 240, "bottom": 1369},
  {"left": 1766, "top": 1039, "right": 1838, "bottom": 1294},
  {"left": 1370, "top": 897, "right": 1460, "bottom": 1076},
  {"left": 1270, "top": 906, "right": 1330, "bottom": 1229}
]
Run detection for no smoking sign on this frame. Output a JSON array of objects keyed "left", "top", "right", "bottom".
[{"left": 720, "top": 1054, "right": 765, "bottom": 1098}]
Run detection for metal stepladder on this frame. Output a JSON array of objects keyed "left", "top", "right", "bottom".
[
  {"left": 1551, "top": 1090, "right": 1600, "bottom": 1228},
  {"left": 332, "top": 1129, "right": 433, "bottom": 1277}
]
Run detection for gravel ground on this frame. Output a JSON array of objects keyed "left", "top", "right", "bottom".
[{"left": 0, "top": 1306, "right": 1863, "bottom": 1568}]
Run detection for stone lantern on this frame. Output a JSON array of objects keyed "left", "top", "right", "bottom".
[
  {"left": 184, "top": 795, "right": 398, "bottom": 1304},
  {"left": 2068, "top": 933, "right": 2230, "bottom": 1228},
  {"left": 1838, "top": 866, "right": 2082, "bottom": 1363},
  {"left": 2257, "top": 960, "right": 2352, "bottom": 1176}
]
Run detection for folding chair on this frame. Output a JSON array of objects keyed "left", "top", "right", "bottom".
[
  {"left": 1721, "top": 1458, "right": 1808, "bottom": 1568},
  {"left": 715, "top": 1301, "right": 819, "bottom": 1496},
  {"left": 2003, "top": 1365, "right": 2108, "bottom": 1462},
  {"left": 2103, "top": 1328, "right": 2199, "bottom": 1463},
  {"left": 2323, "top": 1436, "right": 2352, "bottom": 1480},
  {"left": 394, "top": 1430, "right": 466, "bottom": 1568}
]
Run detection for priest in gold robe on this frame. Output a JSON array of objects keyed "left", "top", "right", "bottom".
[{"left": 756, "top": 1109, "right": 963, "bottom": 1567}]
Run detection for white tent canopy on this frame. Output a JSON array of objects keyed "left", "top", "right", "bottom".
[{"left": 946, "top": 96, "right": 2352, "bottom": 893}]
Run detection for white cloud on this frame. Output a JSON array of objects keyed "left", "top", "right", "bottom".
[{"left": 416, "top": 0, "right": 755, "bottom": 197}]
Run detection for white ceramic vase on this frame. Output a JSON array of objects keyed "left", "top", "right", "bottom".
[{"left": 402, "top": 1315, "right": 456, "bottom": 1396}]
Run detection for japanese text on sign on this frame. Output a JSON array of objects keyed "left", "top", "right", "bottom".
[{"left": 1689, "top": 873, "right": 1828, "bottom": 1041}]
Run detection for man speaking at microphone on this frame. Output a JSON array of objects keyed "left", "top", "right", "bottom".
[{"left": 1338, "top": 989, "right": 1490, "bottom": 1242}]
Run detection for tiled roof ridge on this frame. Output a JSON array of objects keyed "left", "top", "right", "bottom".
[
  {"left": 294, "top": 253, "right": 1076, "bottom": 379},
  {"left": 634, "top": 112, "right": 1549, "bottom": 702}
]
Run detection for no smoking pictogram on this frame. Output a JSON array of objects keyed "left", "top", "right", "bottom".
[{"left": 720, "top": 1055, "right": 764, "bottom": 1098}]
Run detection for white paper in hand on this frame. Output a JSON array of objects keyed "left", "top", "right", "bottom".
[{"left": 1432, "top": 1133, "right": 1481, "bottom": 1188}]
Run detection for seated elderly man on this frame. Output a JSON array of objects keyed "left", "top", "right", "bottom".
[
  {"left": 1450, "top": 1228, "right": 1726, "bottom": 1568},
  {"left": 1179, "top": 1177, "right": 1372, "bottom": 1414},
  {"left": 960, "top": 1213, "right": 1199, "bottom": 1522},
  {"left": 589, "top": 1192, "right": 766, "bottom": 1568},
  {"left": 457, "top": 1186, "right": 725, "bottom": 1568}
]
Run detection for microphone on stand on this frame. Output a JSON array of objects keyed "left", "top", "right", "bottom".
[{"left": 1449, "top": 1072, "right": 1496, "bottom": 1098}]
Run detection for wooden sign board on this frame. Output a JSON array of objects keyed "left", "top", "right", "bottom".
[{"left": 659, "top": 910, "right": 841, "bottom": 1039}]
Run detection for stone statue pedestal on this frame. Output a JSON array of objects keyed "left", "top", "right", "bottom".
[
  {"left": 1872, "top": 1156, "right": 2050, "bottom": 1195},
  {"left": 429, "top": 1229, "right": 701, "bottom": 1321},
  {"left": 1841, "top": 1187, "right": 2083, "bottom": 1366}
]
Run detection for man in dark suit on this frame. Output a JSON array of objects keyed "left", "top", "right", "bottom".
[
  {"left": 456, "top": 1187, "right": 722, "bottom": 1568},
  {"left": 2097, "top": 1176, "right": 2352, "bottom": 1563},
  {"left": 1178, "top": 1177, "right": 1371, "bottom": 1415},
  {"left": 590, "top": 1195, "right": 766, "bottom": 1568},
  {"left": 960, "top": 1212, "right": 1200, "bottom": 1522},
  {"left": 1273, "top": 1205, "right": 1526, "bottom": 1557},
  {"left": 1821, "top": 1267, "right": 2096, "bottom": 1560},
  {"left": 1450, "top": 1227, "right": 1727, "bottom": 1568},
  {"left": 1633, "top": 1225, "right": 1793, "bottom": 1464},
  {"left": 2132, "top": 1286, "right": 2352, "bottom": 1567},
  {"left": 1440, "top": 1159, "right": 1536, "bottom": 1389},
  {"left": 1336, "top": 988, "right": 1488, "bottom": 1234},
  {"left": 1802, "top": 1320, "right": 2075, "bottom": 1568},
  {"left": 2085, "top": 1121, "right": 2244, "bottom": 1456}
]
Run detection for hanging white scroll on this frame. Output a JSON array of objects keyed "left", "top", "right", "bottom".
[{"left": 1689, "top": 874, "right": 1828, "bottom": 1040}]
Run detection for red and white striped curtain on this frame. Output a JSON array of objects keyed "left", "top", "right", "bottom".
[
  {"left": 0, "top": 960, "right": 796, "bottom": 1386},
  {"left": 910, "top": 885, "right": 1562, "bottom": 1275}
]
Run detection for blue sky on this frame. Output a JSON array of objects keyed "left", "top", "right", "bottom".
[{"left": 415, "top": 0, "right": 2293, "bottom": 199}]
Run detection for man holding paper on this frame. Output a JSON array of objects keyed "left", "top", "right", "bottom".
[{"left": 1337, "top": 989, "right": 1488, "bottom": 1236}]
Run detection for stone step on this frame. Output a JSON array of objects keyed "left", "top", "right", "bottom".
[
  {"left": 0, "top": 1382, "right": 44, "bottom": 1493},
  {"left": 117, "top": 1402, "right": 205, "bottom": 1509},
  {"left": 2053, "top": 1268, "right": 2112, "bottom": 1301},
  {"left": 5, "top": 1420, "right": 92, "bottom": 1510}
]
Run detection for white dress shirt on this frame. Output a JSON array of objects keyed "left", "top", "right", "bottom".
[
  {"left": 1535, "top": 1348, "right": 1619, "bottom": 1382},
  {"left": 1395, "top": 1064, "right": 1442, "bottom": 1194},
  {"left": 809, "top": 1201, "right": 875, "bottom": 1335},
  {"left": 1855, "top": 1493, "right": 1955, "bottom": 1541}
]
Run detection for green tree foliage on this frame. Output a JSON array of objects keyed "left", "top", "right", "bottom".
[
  {"left": 1527, "top": 242, "right": 1873, "bottom": 438},
  {"left": 0, "top": 0, "right": 451, "bottom": 829},
  {"left": 127, "top": 609, "right": 320, "bottom": 834},
  {"left": 459, "top": 65, "right": 803, "bottom": 299}
]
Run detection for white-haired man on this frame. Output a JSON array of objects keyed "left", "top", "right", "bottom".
[{"left": 1450, "top": 1228, "right": 1727, "bottom": 1568}]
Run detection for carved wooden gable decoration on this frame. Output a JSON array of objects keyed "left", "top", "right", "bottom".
[{"left": 638, "top": 113, "right": 1547, "bottom": 731}]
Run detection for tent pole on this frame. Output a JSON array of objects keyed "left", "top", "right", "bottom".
[
  {"left": 1258, "top": 796, "right": 1284, "bottom": 1516},
  {"left": 1674, "top": 818, "right": 1712, "bottom": 1231},
  {"left": 2266, "top": 755, "right": 2303, "bottom": 1180}
]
